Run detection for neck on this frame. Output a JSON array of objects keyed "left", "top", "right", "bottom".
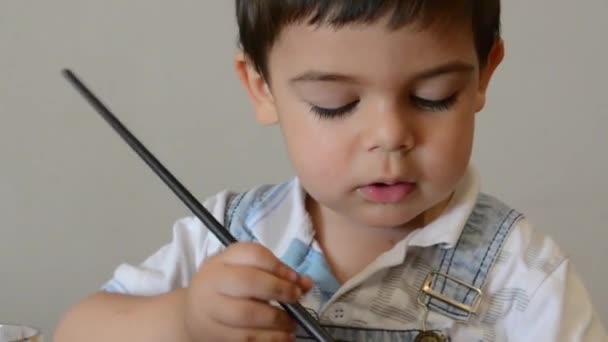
[{"left": 305, "top": 194, "right": 452, "bottom": 283}]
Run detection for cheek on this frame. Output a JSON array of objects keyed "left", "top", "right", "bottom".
[
  {"left": 276, "top": 104, "right": 352, "bottom": 181},
  {"left": 418, "top": 113, "right": 474, "bottom": 184}
]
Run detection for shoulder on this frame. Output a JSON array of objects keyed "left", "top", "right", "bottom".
[
  {"left": 476, "top": 194, "right": 569, "bottom": 315},
  {"left": 499, "top": 215, "right": 567, "bottom": 288},
  {"left": 101, "top": 179, "right": 304, "bottom": 295},
  {"left": 477, "top": 195, "right": 607, "bottom": 340},
  {"left": 474, "top": 193, "right": 567, "bottom": 288},
  {"left": 171, "top": 178, "right": 301, "bottom": 256}
]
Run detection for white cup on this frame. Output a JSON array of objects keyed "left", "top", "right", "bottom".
[{"left": 0, "top": 324, "right": 42, "bottom": 342}]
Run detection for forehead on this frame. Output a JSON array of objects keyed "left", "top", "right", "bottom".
[{"left": 267, "top": 18, "right": 478, "bottom": 82}]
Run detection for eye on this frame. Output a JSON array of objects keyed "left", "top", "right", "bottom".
[
  {"left": 309, "top": 100, "right": 359, "bottom": 119},
  {"left": 411, "top": 93, "right": 459, "bottom": 112}
]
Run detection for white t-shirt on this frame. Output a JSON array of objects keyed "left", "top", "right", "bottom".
[{"left": 103, "top": 168, "right": 607, "bottom": 341}]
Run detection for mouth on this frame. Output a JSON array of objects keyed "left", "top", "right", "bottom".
[{"left": 358, "top": 181, "right": 416, "bottom": 204}]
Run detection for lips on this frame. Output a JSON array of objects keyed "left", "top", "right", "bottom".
[{"left": 358, "top": 181, "right": 416, "bottom": 204}]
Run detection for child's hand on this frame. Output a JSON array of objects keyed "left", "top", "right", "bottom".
[{"left": 184, "top": 242, "right": 313, "bottom": 341}]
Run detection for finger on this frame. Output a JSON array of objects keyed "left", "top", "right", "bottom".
[
  {"left": 219, "top": 326, "right": 295, "bottom": 342},
  {"left": 216, "top": 264, "right": 303, "bottom": 302},
  {"left": 212, "top": 296, "right": 297, "bottom": 331},
  {"left": 297, "top": 275, "right": 314, "bottom": 292},
  {"left": 222, "top": 243, "right": 300, "bottom": 282}
]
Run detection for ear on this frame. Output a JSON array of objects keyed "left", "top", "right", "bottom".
[
  {"left": 234, "top": 51, "right": 278, "bottom": 125},
  {"left": 474, "top": 38, "right": 505, "bottom": 112}
]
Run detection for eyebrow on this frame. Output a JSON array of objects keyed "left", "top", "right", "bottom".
[
  {"left": 414, "top": 61, "right": 475, "bottom": 80},
  {"left": 289, "top": 61, "right": 475, "bottom": 84}
]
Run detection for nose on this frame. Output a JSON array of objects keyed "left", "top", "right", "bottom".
[{"left": 365, "top": 104, "right": 415, "bottom": 153}]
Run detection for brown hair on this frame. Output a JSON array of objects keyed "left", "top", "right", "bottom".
[{"left": 236, "top": 0, "right": 500, "bottom": 79}]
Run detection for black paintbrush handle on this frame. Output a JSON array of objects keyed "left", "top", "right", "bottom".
[{"left": 62, "top": 69, "right": 335, "bottom": 342}]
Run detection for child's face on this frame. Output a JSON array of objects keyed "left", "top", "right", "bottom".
[{"left": 238, "top": 16, "right": 503, "bottom": 229}]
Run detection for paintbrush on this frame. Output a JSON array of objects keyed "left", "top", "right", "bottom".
[{"left": 62, "top": 68, "right": 336, "bottom": 342}]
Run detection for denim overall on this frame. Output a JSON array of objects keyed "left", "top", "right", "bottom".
[{"left": 224, "top": 183, "right": 522, "bottom": 342}]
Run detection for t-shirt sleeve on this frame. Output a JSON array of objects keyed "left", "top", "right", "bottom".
[
  {"left": 101, "top": 191, "right": 230, "bottom": 296},
  {"left": 509, "top": 259, "right": 607, "bottom": 341},
  {"left": 499, "top": 219, "right": 608, "bottom": 341}
]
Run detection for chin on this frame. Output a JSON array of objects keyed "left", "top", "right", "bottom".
[{"left": 354, "top": 208, "right": 422, "bottom": 230}]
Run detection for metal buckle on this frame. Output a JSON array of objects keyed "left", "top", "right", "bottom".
[{"left": 417, "top": 272, "right": 482, "bottom": 321}]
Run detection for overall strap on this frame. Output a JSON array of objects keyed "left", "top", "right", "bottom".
[
  {"left": 223, "top": 182, "right": 291, "bottom": 242},
  {"left": 419, "top": 193, "right": 523, "bottom": 321}
]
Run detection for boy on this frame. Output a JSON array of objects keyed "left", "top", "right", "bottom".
[{"left": 55, "top": 1, "right": 607, "bottom": 341}]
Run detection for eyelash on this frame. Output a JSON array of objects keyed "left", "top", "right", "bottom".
[
  {"left": 309, "top": 101, "right": 359, "bottom": 119},
  {"left": 309, "top": 93, "right": 459, "bottom": 119},
  {"left": 412, "top": 93, "right": 459, "bottom": 112}
]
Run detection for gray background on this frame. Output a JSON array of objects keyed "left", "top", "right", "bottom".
[{"left": 1, "top": 0, "right": 606, "bottom": 336}]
